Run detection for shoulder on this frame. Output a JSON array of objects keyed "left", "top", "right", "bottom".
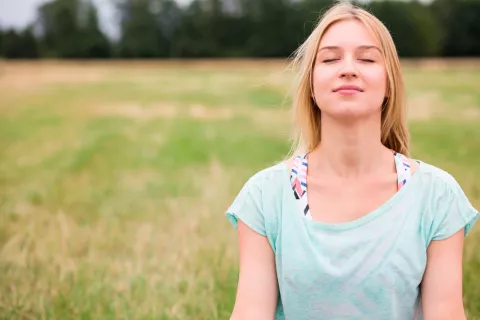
[
  {"left": 226, "top": 160, "right": 289, "bottom": 246},
  {"left": 242, "top": 160, "right": 290, "bottom": 194},
  {"left": 235, "top": 159, "right": 294, "bottom": 218},
  {"left": 413, "top": 160, "right": 465, "bottom": 193},
  {"left": 412, "top": 159, "right": 479, "bottom": 241}
]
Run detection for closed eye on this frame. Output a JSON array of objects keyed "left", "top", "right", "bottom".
[
  {"left": 323, "top": 58, "right": 339, "bottom": 63},
  {"left": 360, "top": 59, "right": 375, "bottom": 63}
]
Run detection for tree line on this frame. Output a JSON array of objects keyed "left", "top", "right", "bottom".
[{"left": 1, "top": 0, "right": 479, "bottom": 59}]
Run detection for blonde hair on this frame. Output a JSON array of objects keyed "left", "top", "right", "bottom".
[{"left": 288, "top": 0, "right": 409, "bottom": 157}]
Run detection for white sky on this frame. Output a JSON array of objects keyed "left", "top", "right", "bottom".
[{"left": 0, "top": 0, "right": 120, "bottom": 38}]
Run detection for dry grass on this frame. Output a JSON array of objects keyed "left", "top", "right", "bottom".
[{"left": 0, "top": 59, "right": 479, "bottom": 319}]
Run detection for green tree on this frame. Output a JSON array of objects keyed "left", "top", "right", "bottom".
[
  {"left": 0, "top": 29, "right": 3, "bottom": 57},
  {"left": 365, "top": 0, "right": 441, "bottom": 57},
  {"left": 79, "top": 1, "right": 112, "bottom": 57},
  {"left": 117, "top": 0, "right": 164, "bottom": 58},
  {"left": 0, "top": 27, "right": 39, "bottom": 58},
  {"left": 432, "top": 0, "right": 480, "bottom": 56},
  {"left": 156, "top": 0, "right": 183, "bottom": 57},
  {"left": 38, "top": 0, "right": 83, "bottom": 57},
  {"left": 37, "top": 0, "right": 111, "bottom": 58},
  {"left": 0, "top": 0, "right": 473, "bottom": 59},
  {"left": 173, "top": 0, "right": 222, "bottom": 57}
]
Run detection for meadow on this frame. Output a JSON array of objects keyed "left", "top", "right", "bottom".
[{"left": 0, "top": 59, "right": 479, "bottom": 319}]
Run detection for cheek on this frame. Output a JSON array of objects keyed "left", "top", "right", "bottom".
[
  {"left": 372, "top": 68, "right": 388, "bottom": 92},
  {"left": 373, "top": 74, "right": 389, "bottom": 109},
  {"left": 312, "top": 67, "right": 333, "bottom": 95},
  {"left": 363, "top": 68, "right": 388, "bottom": 98}
]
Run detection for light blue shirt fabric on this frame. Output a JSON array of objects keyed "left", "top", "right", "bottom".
[{"left": 226, "top": 160, "right": 479, "bottom": 320}]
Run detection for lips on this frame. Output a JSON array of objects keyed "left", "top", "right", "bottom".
[{"left": 333, "top": 85, "right": 364, "bottom": 92}]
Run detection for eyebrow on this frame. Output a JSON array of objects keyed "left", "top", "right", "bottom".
[{"left": 317, "top": 45, "right": 381, "bottom": 53}]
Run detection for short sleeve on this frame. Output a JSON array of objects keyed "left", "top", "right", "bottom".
[
  {"left": 429, "top": 175, "right": 479, "bottom": 242},
  {"left": 225, "top": 176, "right": 266, "bottom": 236}
]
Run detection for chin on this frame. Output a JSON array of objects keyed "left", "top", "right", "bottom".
[{"left": 324, "top": 105, "right": 378, "bottom": 122}]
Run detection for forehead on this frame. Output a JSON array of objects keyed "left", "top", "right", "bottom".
[{"left": 319, "top": 19, "right": 379, "bottom": 49}]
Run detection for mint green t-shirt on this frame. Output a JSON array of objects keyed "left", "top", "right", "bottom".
[{"left": 226, "top": 160, "right": 479, "bottom": 320}]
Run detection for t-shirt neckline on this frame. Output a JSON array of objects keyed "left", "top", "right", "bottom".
[{"left": 280, "top": 157, "right": 425, "bottom": 231}]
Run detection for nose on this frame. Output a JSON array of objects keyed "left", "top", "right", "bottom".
[{"left": 339, "top": 55, "right": 358, "bottom": 78}]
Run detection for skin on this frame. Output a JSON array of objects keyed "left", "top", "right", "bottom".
[{"left": 230, "top": 19, "right": 466, "bottom": 320}]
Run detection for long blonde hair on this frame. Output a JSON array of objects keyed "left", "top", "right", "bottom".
[{"left": 288, "top": 0, "right": 409, "bottom": 157}]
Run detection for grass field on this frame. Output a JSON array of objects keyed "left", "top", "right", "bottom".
[{"left": 0, "top": 59, "right": 479, "bottom": 319}]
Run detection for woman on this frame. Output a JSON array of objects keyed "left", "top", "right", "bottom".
[{"left": 225, "top": 1, "right": 479, "bottom": 320}]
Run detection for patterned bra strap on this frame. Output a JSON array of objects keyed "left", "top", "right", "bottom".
[
  {"left": 290, "top": 154, "right": 311, "bottom": 219},
  {"left": 290, "top": 151, "right": 411, "bottom": 220},
  {"left": 393, "top": 151, "right": 412, "bottom": 190}
]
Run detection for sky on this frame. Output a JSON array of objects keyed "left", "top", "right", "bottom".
[{"left": 0, "top": 0, "right": 120, "bottom": 38}]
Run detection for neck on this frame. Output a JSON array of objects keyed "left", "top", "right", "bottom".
[{"left": 310, "top": 115, "right": 392, "bottom": 178}]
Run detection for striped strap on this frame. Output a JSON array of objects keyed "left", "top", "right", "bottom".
[{"left": 290, "top": 154, "right": 311, "bottom": 219}]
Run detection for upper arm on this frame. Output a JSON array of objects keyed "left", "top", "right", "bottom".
[
  {"left": 418, "top": 164, "right": 479, "bottom": 319},
  {"left": 225, "top": 171, "right": 280, "bottom": 319},
  {"left": 230, "top": 220, "right": 278, "bottom": 320},
  {"left": 421, "top": 229, "right": 466, "bottom": 320}
]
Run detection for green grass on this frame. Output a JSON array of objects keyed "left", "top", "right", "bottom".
[{"left": 0, "top": 60, "right": 479, "bottom": 319}]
